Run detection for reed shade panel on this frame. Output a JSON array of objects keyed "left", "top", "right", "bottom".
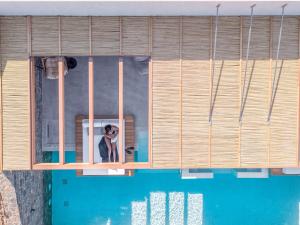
[
  {"left": 181, "top": 17, "right": 210, "bottom": 168},
  {"left": 122, "top": 17, "right": 149, "bottom": 56},
  {"left": 1, "top": 17, "right": 28, "bottom": 59},
  {"left": 210, "top": 17, "right": 240, "bottom": 167},
  {"left": 240, "top": 16, "right": 270, "bottom": 167},
  {"left": 91, "top": 17, "right": 120, "bottom": 56},
  {"left": 32, "top": 17, "right": 59, "bottom": 56},
  {"left": 0, "top": 16, "right": 299, "bottom": 170},
  {"left": 1, "top": 17, "right": 30, "bottom": 170},
  {"left": 61, "top": 17, "right": 89, "bottom": 56},
  {"left": 269, "top": 16, "right": 299, "bottom": 167},
  {"left": 152, "top": 17, "right": 181, "bottom": 168}
]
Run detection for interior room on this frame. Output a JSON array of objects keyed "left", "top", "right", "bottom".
[{"left": 35, "top": 56, "right": 149, "bottom": 165}]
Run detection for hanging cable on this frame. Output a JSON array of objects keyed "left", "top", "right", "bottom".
[
  {"left": 209, "top": 4, "right": 221, "bottom": 124},
  {"left": 267, "top": 4, "right": 287, "bottom": 122},
  {"left": 239, "top": 4, "right": 256, "bottom": 123}
]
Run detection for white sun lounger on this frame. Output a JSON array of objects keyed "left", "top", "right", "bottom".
[
  {"left": 282, "top": 168, "right": 300, "bottom": 175},
  {"left": 181, "top": 169, "right": 214, "bottom": 179},
  {"left": 82, "top": 118, "right": 125, "bottom": 176},
  {"left": 236, "top": 169, "right": 269, "bottom": 178}
]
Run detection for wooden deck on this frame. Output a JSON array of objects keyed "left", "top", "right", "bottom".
[
  {"left": 75, "top": 115, "right": 135, "bottom": 176},
  {"left": 0, "top": 16, "right": 299, "bottom": 170}
]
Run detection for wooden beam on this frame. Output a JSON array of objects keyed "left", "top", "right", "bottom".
[
  {"left": 179, "top": 16, "right": 183, "bottom": 168},
  {"left": 88, "top": 15, "right": 94, "bottom": 164},
  {"left": 268, "top": 16, "right": 273, "bottom": 167},
  {"left": 148, "top": 17, "right": 153, "bottom": 166},
  {"left": 118, "top": 16, "right": 124, "bottom": 164},
  {"left": 27, "top": 16, "right": 34, "bottom": 168},
  {"left": 58, "top": 17, "right": 63, "bottom": 169},
  {"left": 58, "top": 57, "right": 65, "bottom": 164},
  {"left": 30, "top": 58, "right": 36, "bottom": 166},
  {"left": 32, "top": 162, "right": 151, "bottom": 170},
  {"left": 180, "top": 164, "right": 295, "bottom": 169},
  {"left": 58, "top": 15, "right": 63, "bottom": 164},
  {"left": 208, "top": 16, "right": 213, "bottom": 167},
  {"left": 88, "top": 57, "right": 94, "bottom": 164},
  {"left": 148, "top": 59, "right": 153, "bottom": 165},
  {"left": 118, "top": 57, "right": 124, "bottom": 163},
  {"left": 58, "top": 17, "right": 63, "bottom": 167},
  {"left": 238, "top": 16, "right": 243, "bottom": 167},
  {"left": 32, "top": 161, "right": 293, "bottom": 170}
]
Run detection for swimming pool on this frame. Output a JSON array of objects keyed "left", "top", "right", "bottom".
[{"left": 50, "top": 152, "right": 300, "bottom": 225}]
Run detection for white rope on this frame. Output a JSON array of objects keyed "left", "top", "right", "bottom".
[
  {"left": 267, "top": 4, "right": 287, "bottom": 122},
  {"left": 239, "top": 4, "right": 256, "bottom": 123},
  {"left": 209, "top": 4, "right": 221, "bottom": 124}
]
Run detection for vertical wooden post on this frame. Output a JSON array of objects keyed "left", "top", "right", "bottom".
[
  {"left": 238, "top": 16, "right": 243, "bottom": 167},
  {"left": 30, "top": 59, "right": 36, "bottom": 166},
  {"left": 118, "top": 57, "right": 124, "bottom": 163},
  {"left": 88, "top": 16, "right": 94, "bottom": 164},
  {"left": 58, "top": 57, "right": 65, "bottom": 164},
  {"left": 57, "top": 15, "right": 65, "bottom": 164},
  {"left": 268, "top": 16, "right": 273, "bottom": 167},
  {"left": 88, "top": 58, "right": 94, "bottom": 164},
  {"left": 27, "top": 16, "right": 35, "bottom": 168},
  {"left": 179, "top": 16, "right": 183, "bottom": 168},
  {"left": 148, "top": 17, "right": 153, "bottom": 166},
  {"left": 118, "top": 16, "right": 124, "bottom": 163},
  {"left": 209, "top": 16, "right": 213, "bottom": 167}
]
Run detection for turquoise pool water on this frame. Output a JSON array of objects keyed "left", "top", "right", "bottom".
[
  {"left": 135, "top": 131, "right": 148, "bottom": 162},
  {"left": 51, "top": 152, "right": 300, "bottom": 225}
]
